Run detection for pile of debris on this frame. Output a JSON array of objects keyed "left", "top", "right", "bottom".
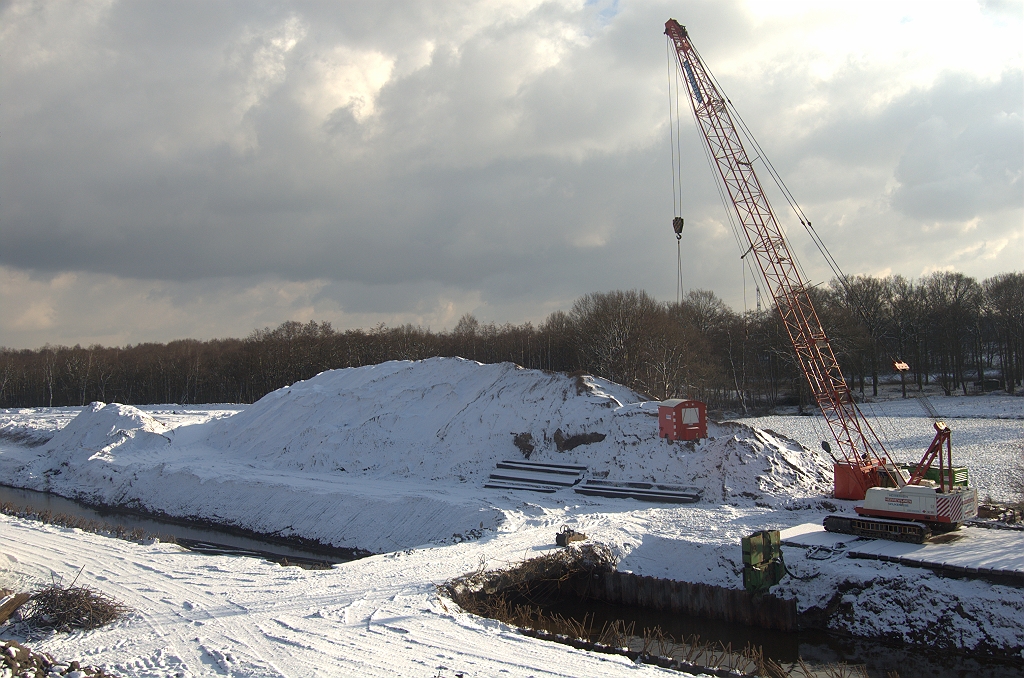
[
  {"left": 23, "top": 578, "right": 132, "bottom": 632},
  {"left": 443, "top": 542, "right": 615, "bottom": 610},
  {"left": 979, "top": 503, "right": 1023, "bottom": 522},
  {"left": 1, "top": 640, "right": 117, "bottom": 678},
  {"left": 1, "top": 580, "right": 129, "bottom": 677}
]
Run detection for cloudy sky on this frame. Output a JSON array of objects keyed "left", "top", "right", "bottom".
[{"left": 2, "top": 0, "right": 1021, "bottom": 349}]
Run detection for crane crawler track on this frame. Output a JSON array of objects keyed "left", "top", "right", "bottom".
[{"left": 823, "top": 515, "right": 930, "bottom": 544}]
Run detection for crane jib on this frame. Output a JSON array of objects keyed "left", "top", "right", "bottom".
[
  {"left": 665, "top": 17, "right": 899, "bottom": 500},
  {"left": 682, "top": 60, "right": 703, "bottom": 104},
  {"left": 667, "top": 18, "right": 974, "bottom": 532}
]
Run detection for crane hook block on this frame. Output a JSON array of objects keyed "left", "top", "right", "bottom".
[{"left": 672, "top": 216, "right": 684, "bottom": 240}]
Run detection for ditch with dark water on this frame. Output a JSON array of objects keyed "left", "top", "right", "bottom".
[
  {"left": 2, "top": 484, "right": 1020, "bottom": 677},
  {"left": 0, "top": 484, "right": 367, "bottom": 568},
  {"left": 531, "top": 595, "right": 1022, "bottom": 678}
]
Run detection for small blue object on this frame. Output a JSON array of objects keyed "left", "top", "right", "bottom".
[{"left": 683, "top": 60, "right": 703, "bottom": 104}]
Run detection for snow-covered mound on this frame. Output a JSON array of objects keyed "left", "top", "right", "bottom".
[
  {"left": 196, "top": 357, "right": 830, "bottom": 503},
  {"left": 682, "top": 421, "right": 833, "bottom": 503},
  {"left": 38, "top": 402, "right": 171, "bottom": 466},
  {"left": 3, "top": 358, "right": 832, "bottom": 550},
  {"left": 200, "top": 358, "right": 639, "bottom": 479},
  {"left": 18, "top": 403, "right": 172, "bottom": 496}
]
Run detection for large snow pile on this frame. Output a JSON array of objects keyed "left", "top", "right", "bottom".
[
  {"left": 200, "top": 358, "right": 638, "bottom": 480},
  {"left": 5, "top": 358, "right": 831, "bottom": 550},
  {"left": 194, "top": 358, "right": 831, "bottom": 502}
]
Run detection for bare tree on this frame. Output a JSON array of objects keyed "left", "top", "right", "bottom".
[
  {"left": 885, "top": 275, "right": 924, "bottom": 397},
  {"left": 570, "top": 290, "right": 662, "bottom": 392},
  {"left": 984, "top": 272, "right": 1024, "bottom": 393},
  {"left": 923, "top": 272, "right": 984, "bottom": 395}
]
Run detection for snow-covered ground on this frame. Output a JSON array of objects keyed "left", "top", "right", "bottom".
[
  {"left": 1, "top": 358, "right": 1022, "bottom": 677},
  {"left": 738, "top": 391, "right": 1024, "bottom": 504}
]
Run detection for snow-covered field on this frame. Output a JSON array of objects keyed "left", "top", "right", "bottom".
[
  {"left": 1, "top": 358, "right": 1023, "bottom": 677},
  {"left": 739, "top": 391, "right": 1024, "bottom": 504}
]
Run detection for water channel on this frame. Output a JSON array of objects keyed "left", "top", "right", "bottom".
[
  {"left": 0, "top": 484, "right": 366, "bottom": 568},
  {"left": 2, "top": 484, "right": 1021, "bottom": 676},
  {"left": 531, "top": 595, "right": 1023, "bottom": 678}
]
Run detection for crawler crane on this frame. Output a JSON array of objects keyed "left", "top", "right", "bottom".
[{"left": 665, "top": 19, "right": 977, "bottom": 543}]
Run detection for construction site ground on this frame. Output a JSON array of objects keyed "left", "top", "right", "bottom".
[{"left": 0, "top": 359, "right": 1022, "bottom": 676}]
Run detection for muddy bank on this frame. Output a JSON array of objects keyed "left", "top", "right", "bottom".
[{"left": 73, "top": 496, "right": 372, "bottom": 561}]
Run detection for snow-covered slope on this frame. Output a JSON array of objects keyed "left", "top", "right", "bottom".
[
  {"left": 191, "top": 358, "right": 831, "bottom": 499},
  {"left": 4, "top": 358, "right": 832, "bottom": 550},
  {"left": 199, "top": 358, "right": 639, "bottom": 480}
]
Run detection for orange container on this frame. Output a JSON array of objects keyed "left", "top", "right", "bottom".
[{"left": 833, "top": 462, "right": 880, "bottom": 500}]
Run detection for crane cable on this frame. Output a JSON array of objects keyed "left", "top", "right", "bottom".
[
  {"left": 667, "top": 39, "right": 687, "bottom": 305},
  {"left": 724, "top": 74, "right": 896, "bottom": 364},
  {"left": 679, "top": 35, "right": 910, "bottom": 475},
  {"left": 677, "top": 240, "right": 685, "bottom": 306},
  {"left": 667, "top": 38, "right": 681, "bottom": 219},
  {"left": 686, "top": 43, "right": 831, "bottom": 283},
  {"left": 682, "top": 41, "right": 815, "bottom": 289},
  {"left": 671, "top": 38, "right": 762, "bottom": 311},
  {"left": 694, "top": 43, "right": 826, "bottom": 263},
  {"left": 688, "top": 41, "right": 898, "bottom": 365}
]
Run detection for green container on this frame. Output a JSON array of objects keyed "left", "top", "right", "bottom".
[
  {"left": 742, "top": 530, "right": 781, "bottom": 565},
  {"left": 743, "top": 563, "right": 768, "bottom": 591},
  {"left": 742, "top": 530, "right": 786, "bottom": 593},
  {"left": 898, "top": 465, "right": 969, "bottom": 487},
  {"left": 742, "top": 533, "right": 765, "bottom": 565},
  {"left": 743, "top": 558, "right": 787, "bottom": 593}
]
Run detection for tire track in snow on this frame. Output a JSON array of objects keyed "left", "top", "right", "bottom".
[{"left": 2, "top": 513, "right": 688, "bottom": 677}]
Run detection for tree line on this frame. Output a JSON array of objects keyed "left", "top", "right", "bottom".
[{"left": 1, "top": 271, "right": 1021, "bottom": 412}]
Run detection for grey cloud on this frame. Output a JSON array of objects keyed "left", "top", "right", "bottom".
[
  {"left": 691, "top": 60, "right": 1023, "bottom": 281},
  {"left": 890, "top": 74, "right": 1023, "bottom": 220},
  {"left": 0, "top": 0, "right": 1020, "bottom": 348},
  {"left": 765, "top": 66, "right": 1021, "bottom": 222},
  {"left": 3, "top": 2, "right": 671, "bottom": 276}
]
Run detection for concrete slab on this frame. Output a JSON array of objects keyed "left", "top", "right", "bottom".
[
  {"left": 846, "top": 538, "right": 922, "bottom": 559},
  {"left": 846, "top": 526, "right": 1024, "bottom": 573}
]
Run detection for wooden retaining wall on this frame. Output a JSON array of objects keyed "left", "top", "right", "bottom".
[{"left": 565, "top": 571, "right": 798, "bottom": 631}]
